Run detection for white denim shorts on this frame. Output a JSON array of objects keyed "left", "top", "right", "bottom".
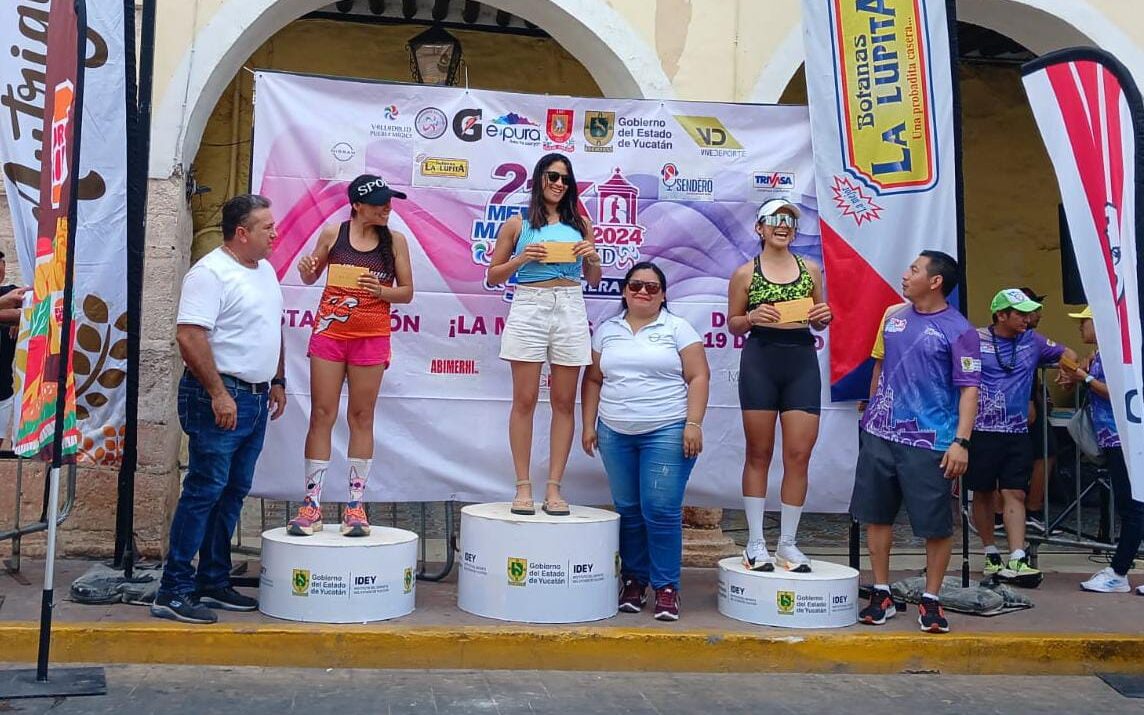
[{"left": 499, "top": 285, "right": 591, "bottom": 366}]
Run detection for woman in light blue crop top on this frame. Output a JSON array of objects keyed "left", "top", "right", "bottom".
[{"left": 487, "top": 153, "right": 602, "bottom": 517}]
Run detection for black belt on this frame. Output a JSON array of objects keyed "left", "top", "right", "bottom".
[{"left": 184, "top": 370, "right": 270, "bottom": 395}]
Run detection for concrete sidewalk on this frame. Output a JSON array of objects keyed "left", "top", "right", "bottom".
[{"left": 1, "top": 555, "right": 1142, "bottom": 675}]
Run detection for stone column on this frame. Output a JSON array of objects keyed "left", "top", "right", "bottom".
[{"left": 680, "top": 506, "right": 738, "bottom": 567}]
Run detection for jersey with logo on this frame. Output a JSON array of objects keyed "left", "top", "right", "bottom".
[
  {"left": 974, "top": 328, "right": 1065, "bottom": 433},
  {"left": 1088, "top": 353, "right": 1121, "bottom": 448},
  {"left": 314, "top": 222, "right": 394, "bottom": 340},
  {"left": 861, "top": 304, "right": 981, "bottom": 452}
]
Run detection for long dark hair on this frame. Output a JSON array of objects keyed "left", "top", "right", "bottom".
[
  {"left": 527, "top": 153, "right": 586, "bottom": 234},
  {"left": 349, "top": 205, "right": 396, "bottom": 278},
  {"left": 620, "top": 261, "right": 669, "bottom": 312}
]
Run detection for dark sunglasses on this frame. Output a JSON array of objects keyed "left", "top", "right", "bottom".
[
  {"left": 625, "top": 279, "right": 662, "bottom": 295},
  {"left": 759, "top": 213, "right": 798, "bottom": 229},
  {"left": 544, "top": 170, "right": 571, "bottom": 186}
]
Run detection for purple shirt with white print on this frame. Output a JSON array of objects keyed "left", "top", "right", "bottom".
[
  {"left": 862, "top": 304, "right": 982, "bottom": 452},
  {"left": 974, "top": 328, "right": 1065, "bottom": 433},
  {"left": 1088, "top": 353, "right": 1121, "bottom": 448}
]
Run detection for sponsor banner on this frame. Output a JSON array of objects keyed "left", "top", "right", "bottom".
[
  {"left": 250, "top": 70, "right": 860, "bottom": 511},
  {"left": 1022, "top": 49, "right": 1144, "bottom": 500},
  {"left": 802, "top": 0, "right": 962, "bottom": 400},
  {"left": 0, "top": 0, "right": 131, "bottom": 464}
]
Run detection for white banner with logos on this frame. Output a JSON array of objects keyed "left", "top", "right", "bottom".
[
  {"left": 250, "top": 70, "right": 861, "bottom": 511},
  {"left": 0, "top": 0, "right": 129, "bottom": 464}
]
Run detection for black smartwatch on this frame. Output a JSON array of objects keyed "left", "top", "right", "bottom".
[
  {"left": 271, "top": 377, "right": 286, "bottom": 388},
  {"left": 953, "top": 437, "right": 971, "bottom": 449}
]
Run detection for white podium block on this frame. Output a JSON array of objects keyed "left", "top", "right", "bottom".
[
  {"left": 717, "top": 557, "right": 859, "bottom": 628},
  {"left": 458, "top": 502, "right": 620, "bottom": 623},
  {"left": 259, "top": 526, "right": 418, "bottom": 623}
]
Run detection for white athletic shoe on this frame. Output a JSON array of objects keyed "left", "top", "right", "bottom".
[
  {"left": 1080, "top": 567, "right": 1130, "bottom": 593},
  {"left": 742, "top": 540, "right": 775, "bottom": 572},
  {"left": 775, "top": 543, "right": 812, "bottom": 573}
]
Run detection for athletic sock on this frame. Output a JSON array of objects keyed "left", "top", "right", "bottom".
[
  {"left": 984, "top": 544, "right": 1000, "bottom": 555},
  {"left": 778, "top": 502, "right": 803, "bottom": 546},
  {"left": 1010, "top": 548, "right": 1026, "bottom": 561},
  {"left": 303, "top": 459, "right": 329, "bottom": 507},
  {"left": 348, "top": 458, "right": 373, "bottom": 503},
  {"left": 743, "top": 496, "right": 766, "bottom": 548},
  {"left": 874, "top": 583, "right": 891, "bottom": 593},
  {"left": 922, "top": 592, "right": 940, "bottom": 601}
]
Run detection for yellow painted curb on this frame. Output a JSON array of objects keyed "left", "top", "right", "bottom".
[{"left": 2, "top": 623, "right": 1143, "bottom": 674}]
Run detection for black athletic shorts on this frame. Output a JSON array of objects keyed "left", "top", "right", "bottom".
[
  {"left": 964, "top": 430, "right": 1033, "bottom": 492},
  {"left": 738, "top": 327, "right": 821, "bottom": 414},
  {"left": 850, "top": 431, "right": 954, "bottom": 539}
]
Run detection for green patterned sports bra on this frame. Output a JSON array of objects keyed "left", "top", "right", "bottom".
[{"left": 747, "top": 254, "right": 814, "bottom": 309}]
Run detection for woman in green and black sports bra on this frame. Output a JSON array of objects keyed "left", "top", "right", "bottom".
[{"left": 726, "top": 198, "right": 833, "bottom": 574}]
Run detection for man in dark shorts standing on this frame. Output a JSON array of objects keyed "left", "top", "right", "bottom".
[
  {"left": 851, "top": 251, "right": 980, "bottom": 634},
  {"left": 967, "top": 289, "right": 1075, "bottom": 585},
  {"left": 1020, "top": 287, "right": 1057, "bottom": 533}
]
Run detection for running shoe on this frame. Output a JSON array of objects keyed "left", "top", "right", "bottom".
[
  {"left": 196, "top": 586, "right": 258, "bottom": 612},
  {"left": 341, "top": 501, "right": 371, "bottom": 537},
  {"left": 653, "top": 586, "right": 680, "bottom": 621},
  {"left": 618, "top": 578, "right": 647, "bottom": 613},
  {"left": 742, "top": 540, "right": 775, "bottom": 572},
  {"left": 1080, "top": 567, "right": 1130, "bottom": 593},
  {"left": 150, "top": 592, "right": 217, "bottom": 624},
  {"left": 858, "top": 588, "right": 896, "bottom": 625},
  {"left": 775, "top": 543, "right": 812, "bottom": 573},
  {"left": 1000, "top": 556, "right": 1043, "bottom": 587},
  {"left": 287, "top": 498, "right": 323, "bottom": 536},
  {"left": 917, "top": 596, "right": 949, "bottom": 633},
  {"left": 982, "top": 552, "right": 1004, "bottom": 576}
]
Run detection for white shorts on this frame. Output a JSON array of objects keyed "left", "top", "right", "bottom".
[{"left": 499, "top": 285, "right": 591, "bottom": 366}]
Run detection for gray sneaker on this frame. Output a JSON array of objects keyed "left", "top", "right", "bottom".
[{"left": 150, "top": 592, "right": 218, "bottom": 624}]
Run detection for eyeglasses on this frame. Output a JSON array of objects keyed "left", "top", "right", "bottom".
[
  {"left": 625, "top": 279, "right": 662, "bottom": 295},
  {"left": 759, "top": 213, "right": 798, "bottom": 229},
  {"left": 544, "top": 170, "right": 571, "bottom": 186}
]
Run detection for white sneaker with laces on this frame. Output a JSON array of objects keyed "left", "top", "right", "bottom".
[
  {"left": 775, "top": 542, "right": 812, "bottom": 573},
  {"left": 1080, "top": 567, "right": 1130, "bottom": 593},
  {"left": 742, "top": 540, "right": 775, "bottom": 572},
  {"left": 1136, "top": 584, "right": 1144, "bottom": 596}
]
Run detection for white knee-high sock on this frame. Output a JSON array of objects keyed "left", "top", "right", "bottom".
[
  {"left": 304, "top": 459, "right": 329, "bottom": 507},
  {"left": 743, "top": 496, "right": 766, "bottom": 546},
  {"left": 348, "top": 458, "right": 372, "bottom": 503},
  {"left": 779, "top": 503, "right": 803, "bottom": 546}
]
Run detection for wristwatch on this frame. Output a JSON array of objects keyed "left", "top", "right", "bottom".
[
  {"left": 953, "top": 437, "right": 971, "bottom": 449},
  {"left": 271, "top": 377, "right": 286, "bottom": 388},
  {"left": 1084, "top": 373, "right": 1096, "bottom": 385}
]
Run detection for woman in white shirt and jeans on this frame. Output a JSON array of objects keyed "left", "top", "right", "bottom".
[{"left": 581, "top": 262, "right": 710, "bottom": 621}]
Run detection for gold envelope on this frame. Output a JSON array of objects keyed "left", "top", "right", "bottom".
[
  {"left": 1057, "top": 354, "right": 1079, "bottom": 373},
  {"left": 539, "top": 241, "right": 578, "bottom": 264},
  {"left": 327, "top": 263, "right": 367, "bottom": 288},
  {"left": 774, "top": 297, "right": 814, "bottom": 323}
]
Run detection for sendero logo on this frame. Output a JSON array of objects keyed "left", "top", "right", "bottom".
[
  {"left": 292, "top": 568, "right": 311, "bottom": 597},
  {"left": 583, "top": 110, "right": 615, "bottom": 152},
  {"left": 420, "top": 157, "right": 469, "bottom": 179},
  {"left": 659, "top": 162, "right": 714, "bottom": 202},
  {"left": 673, "top": 115, "right": 744, "bottom": 157},
  {"left": 776, "top": 590, "right": 795, "bottom": 615},
  {"left": 832, "top": 0, "right": 937, "bottom": 193},
  {"left": 507, "top": 557, "right": 528, "bottom": 586}
]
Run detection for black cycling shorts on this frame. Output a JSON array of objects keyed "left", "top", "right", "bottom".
[{"left": 738, "top": 327, "right": 821, "bottom": 414}]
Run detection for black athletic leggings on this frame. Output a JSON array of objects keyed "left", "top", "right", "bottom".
[{"left": 738, "top": 327, "right": 821, "bottom": 414}]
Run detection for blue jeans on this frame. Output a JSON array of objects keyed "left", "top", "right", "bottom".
[
  {"left": 596, "top": 420, "right": 696, "bottom": 590},
  {"left": 159, "top": 373, "right": 269, "bottom": 596}
]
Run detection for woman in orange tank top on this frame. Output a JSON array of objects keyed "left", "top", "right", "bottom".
[{"left": 287, "top": 174, "right": 414, "bottom": 538}]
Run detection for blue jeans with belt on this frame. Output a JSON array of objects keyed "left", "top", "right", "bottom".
[
  {"left": 159, "top": 373, "right": 269, "bottom": 596},
  {"left": 596, "top": 420, "right": 696, "bottom": 590}
]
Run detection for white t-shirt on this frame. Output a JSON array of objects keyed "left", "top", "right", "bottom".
[
  {"left": 591, "top": 309, "right": 702, "bottom": 434},
  {"left": 177, "top": 247, "right": 283, "bottom": 383}
]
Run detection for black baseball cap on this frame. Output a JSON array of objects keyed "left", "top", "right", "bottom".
[
  {"left": 1020, "top": 286, "right": 1047, "bottom": 303},
  {"left": 348, "top": 174, "right": 407, "bottom": 205}
]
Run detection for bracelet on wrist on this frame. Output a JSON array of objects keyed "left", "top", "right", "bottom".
[{"left": 685, "top": 421, "right": 703, "bottom": 430}]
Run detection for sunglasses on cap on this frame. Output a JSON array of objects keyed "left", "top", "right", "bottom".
[
  {"left": 544, "top": 170, "right": 571, "bottom": 186},
  {"left": 759, "top": 213, "right": 798, "bottom": 229},
  {"left": 625, "top": 279, "right": 662, "bottom": 295}
]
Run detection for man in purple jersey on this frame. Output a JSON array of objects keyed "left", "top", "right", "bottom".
[
  {"left": 851, "top": 250, "right": 980, "bottom": 634},
  {"left": 968, "top": 289, "right": 1076, "bottom": 586}
]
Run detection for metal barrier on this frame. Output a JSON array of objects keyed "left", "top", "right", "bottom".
[{"left": 2, "top": 458, "right": 79, "bottom": 577}]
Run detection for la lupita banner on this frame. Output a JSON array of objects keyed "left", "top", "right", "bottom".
[
  {"left": 802, "top": 0, "right": 962, "bottom": 400},
  {"left": 1022, "top": 49, "right": 1144, "bottom": 501},
  {"left": 0, "top": 0, "right": 130, "bottom": 464},
  {"left": 250, "top": 70, "right": 860, "bottom": 511}
]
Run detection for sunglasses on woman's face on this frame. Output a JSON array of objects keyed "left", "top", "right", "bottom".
[
  {"left": 625, "top": 279, "right": 662, "bottom": 295},
  {"left": 544, "top": 170, "right": 571, "bottom": 186},
  {"left": 759, "top": 213, "right": 798, "bottom": 229}
]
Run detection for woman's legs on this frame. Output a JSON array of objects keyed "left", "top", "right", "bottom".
[
  {"left": 302, "top": 356, "right": 348, "bottom": 504},
  {"left": 637, "top": 423, "right": 695, "bottom": 590},
  {"left": 344, "top": 362, "right": 386, "bottom": 502},
  {"left": 545, "top": 363, "right": 582, "bottom": 504},
  {"left": 597, "top": 422, "right": 648, "bottom": 586},
  {"left": 509, "top": 361, "right": 543, "bottom": 503},
  {"left": 775, "top": 409, "right": 820, "bottom": 570},
  {"left": 742, "top": 409, "right": 778, "bottom": 559},
  {"left": 1107, "top": 448, "right": 1144, "bottom": 577}
]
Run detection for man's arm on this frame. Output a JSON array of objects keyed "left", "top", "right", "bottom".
[
  {"left": 940, "top": 386, "right": 978, "bottom": 478},
  {"left": 176, "top": 324, "right": 236, "bottom": 430},
  {"left": 269, "top": 333, "right": 287, "bottom": 420}
]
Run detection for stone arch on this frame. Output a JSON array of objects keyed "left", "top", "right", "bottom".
[{"left": 150, "top": 0, "right": 674, "bottom": 178}]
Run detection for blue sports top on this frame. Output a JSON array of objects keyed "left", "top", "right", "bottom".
[{"left": 512, "top": 222, "right": 583, "bottom": 284}]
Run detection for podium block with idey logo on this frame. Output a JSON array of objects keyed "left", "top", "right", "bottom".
[{"left": 717, "top": 557, "right": 859, "bottom": 628}]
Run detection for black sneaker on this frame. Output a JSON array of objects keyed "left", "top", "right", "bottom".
[
  {"left": 150, "top": 592, "right": 218, "bottom": 624},
  {"left": 917, "top": 596, "right": 949, "bottom": 633},
  {"left": 196, "top": 586, "right": 259, "bottom": 612},
  {"left": 618, "top": 578, "right": 647, "bottom": 613},
  {"left": 859, "top": 588, "right": 896, "bottom": 625}
]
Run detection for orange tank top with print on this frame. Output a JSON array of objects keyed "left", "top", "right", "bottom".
[{"left": 313, "top": 221, "right": 394, "bottom": 340}]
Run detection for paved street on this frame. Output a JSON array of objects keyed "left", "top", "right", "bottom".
[{"left": 1, "top": 666, "right": 1142, "bottom": 714}]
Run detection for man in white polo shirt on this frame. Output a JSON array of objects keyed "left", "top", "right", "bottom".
[{"left": 151, "top": 194, "right": 286, "bottom": 624}]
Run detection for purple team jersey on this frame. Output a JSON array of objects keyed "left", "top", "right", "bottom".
[
  {"left": 1088, "top": 353, "right": 1121, "bottom": 448},
  {"left": 862, "top": 304, "right": 982, "bottom": 451},
  {"left": 975, "top": 328, "right": 1066, "bottom": 433}
]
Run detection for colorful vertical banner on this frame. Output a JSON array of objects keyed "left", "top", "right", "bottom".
[
  {"left": 1022, "top": 49, "right": 1144, "bottom": 501},
  {"left": 13, "top": 0, "right": 85, "bottom": 461},
  {"left": 802, "top": 0, "right": 963, "bottom": 400},
  {"left": 0, "top": 0, "right": 131, "bottom": 464}
]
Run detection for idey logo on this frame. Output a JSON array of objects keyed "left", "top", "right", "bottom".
[{"left": 453, "top": 108, "right": 483, "bottom": 142}]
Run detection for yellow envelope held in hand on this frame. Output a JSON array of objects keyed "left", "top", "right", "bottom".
[
  {"left": 327, "top": 263, "right": 368, "bottom": 289},
  {"left": 539, "top": 241, "right": 578, "bottom": 264},
  {"left": 774, "top": 297, "right": 814, "bottom": 324}
]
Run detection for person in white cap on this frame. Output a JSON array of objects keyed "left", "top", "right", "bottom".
[{"left": 726, "top": 198, "right": 832, "bottom": 572}]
